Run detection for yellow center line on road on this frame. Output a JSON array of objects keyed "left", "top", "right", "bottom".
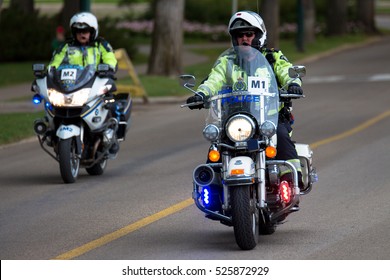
[
  {"left": 53, "top": 198, "right": 193, "bottom": 260},
  {"left": 310, "top": 110, "right": 390, "bottom": 149},
  {"left": 53, "top": 110, "right": 390, "bottom": 260}
]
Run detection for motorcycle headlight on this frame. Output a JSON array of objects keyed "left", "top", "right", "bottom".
[
  {"left": 260, "top": 121, "right": 276, "bottom": 137},
  {"left": 48, "top": 88, "right": 90, "bottom": 107},
  {"left": 226, "top": 114, "right": 255, "bottom": 142},
  {"left": 203, "top": 124, "right": 220, "bottom": 141}
]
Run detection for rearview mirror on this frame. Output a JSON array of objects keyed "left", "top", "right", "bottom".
[
  {"left": 32, "top": 64, "right": 45, "bottom": 71},
  {"left": 179, "top": 74, "right": 196, "bottom": 88},
  {"left": 288, "top": 65, "right": 306, "bottom": 79},
  {"left": 32, "top": 63, "right": 46, "bottom": 78}
]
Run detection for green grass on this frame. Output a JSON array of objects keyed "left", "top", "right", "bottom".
[
  {"left": 0, "top": 62, "right": 46, "bottom": 88},
  {"left": 0, "top": 112, "right": 41, "bottom": 145}
]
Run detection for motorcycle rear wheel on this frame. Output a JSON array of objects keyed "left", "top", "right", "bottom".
[
  {"left": 231, "top": 186, "right": 259, "bottom": 250},
  {"left": 58, "top": 138, "right": 80, "bottom": 184}
]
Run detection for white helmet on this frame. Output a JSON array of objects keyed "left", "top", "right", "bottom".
[
  {"left": 70, "top": 12, "right": 99, "bottom": 40},
  {"left": 228, "top": 11, "right": 267, "bottom": 49}
]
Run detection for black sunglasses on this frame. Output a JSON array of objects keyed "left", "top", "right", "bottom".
[
  {"left": 236, "top": 31, "right": 255, "bottom": 38},
  {"left": 74, "top": 28, "right": 91, "bottom": 34}
]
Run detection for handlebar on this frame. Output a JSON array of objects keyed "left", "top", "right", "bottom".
[
  {"left": 180, "top": 101, "right": 204, "bottom": 108},
  {"left": 180, "top": 93, "right": 304, "bottom": 108},
  {"left": 279, "top": 89, "right": 305, "bottom": 99},
  {"left": 279, "top": 93, "right": 305, "bottom": 99}
]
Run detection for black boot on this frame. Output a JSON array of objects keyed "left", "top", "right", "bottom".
[
  {"left": 297, "top": 171, "right": 304, "bottom": 191},
  {"left": 109, "top": 141, "right": 120, "bottom": 154}
]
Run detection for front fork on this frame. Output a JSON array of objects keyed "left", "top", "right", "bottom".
[
  {"left": 37, "top": 124, "right": 83, "bottom": 162},
  {"left": 257, "top": 151, "right": 267, "bottom": 209}
]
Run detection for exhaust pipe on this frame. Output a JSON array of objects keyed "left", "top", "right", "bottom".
[{"left": 193, "top": 164, "right": 215, "bottom": 186}]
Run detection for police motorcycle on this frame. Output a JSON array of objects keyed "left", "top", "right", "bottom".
[
  {"left": 31, "top": 62, "right": 132, "bottom": 184},
  {"left": 180, "top": 46, "right": 317, "bottom": 250}
]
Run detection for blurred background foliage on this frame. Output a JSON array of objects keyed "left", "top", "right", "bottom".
[{"left": 0, "top": 0, "right": 384, "bottom": 62}]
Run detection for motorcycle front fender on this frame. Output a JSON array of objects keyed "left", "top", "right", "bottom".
[
  {"left": 56, "top": 124, "right": 81, "bottom": 139},
  {"left": 224, "top": 156, "right": 256, "bottom": 186},
  {"left": 56, "top": 124, "right": 82, "bottom": 155}
]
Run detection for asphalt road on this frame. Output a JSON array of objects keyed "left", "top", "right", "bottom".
[{"left": 1, "top": 36, "right": 390, "bottom": 260}]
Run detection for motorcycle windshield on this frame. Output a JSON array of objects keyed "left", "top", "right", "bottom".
[
  {"left": 205, "top": 46, "right": 279, "bottom": 133},
  {"left": 48, "top": 64, "right": 96, "bottom": 93}
]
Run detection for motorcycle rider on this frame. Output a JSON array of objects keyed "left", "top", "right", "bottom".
[
  {"left": 49, "top": 12, "right": 117, "bottom": 73},
  {"left": 48, "top": 12, "right": 120, "bottom": 154},
  {"left": 186, "top": 11, "right": 305, "bottom": 191}
]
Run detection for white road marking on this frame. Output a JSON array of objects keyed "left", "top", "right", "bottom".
[
  {"left": 368, "top": 73, "right": 390, "bottom": 82},
  {"left": 305, "top": 73, "right": 390, "bottom": 84}
]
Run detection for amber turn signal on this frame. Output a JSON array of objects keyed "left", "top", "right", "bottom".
[
  {"left": 265, "top": 146, "right": 277, "bottom": 158},
  {"left": 208, "top": 149, "right": 220, "bottom": 162},
  {"left": 231, "top": 169, "right": 245, "bottom": 175}
]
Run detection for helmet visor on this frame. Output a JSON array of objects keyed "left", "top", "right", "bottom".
[
  {"left": 72, "top": 22, "right": 90, "bottom": 29},
  {"left": 230, "top": 19, "right": 257, "bottom": 32},
  {"left": 73, "top": 28, "right": 91, "bottom": 34}
]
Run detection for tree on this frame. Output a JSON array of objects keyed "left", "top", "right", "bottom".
[
  {"left": 326, "top": 0, "right": 347, "bottom": 35},
  {"left": 147, "top": 0, "right": 184, "bottom": 76},
  {"left": 61, "top": 0, "right": 81, "bottom": 28},
  {"left": 303, "top": 0, "right": 315, "bottom": 44},
  {"left": 260, "top": 0, "right": 279, "bottom": 48},
  {"left": 356, "top": 0, "right": 377, "bottom": 34},
  {"left": 9, "top": 0, "right": 33, "bottom": 13}
]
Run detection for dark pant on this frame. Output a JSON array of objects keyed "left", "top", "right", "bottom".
[{"left": 275, "top": 121, "right": 299, "bottom": 161}]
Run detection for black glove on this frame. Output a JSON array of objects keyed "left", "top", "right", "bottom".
[
  {"left": 98, "top": 69, "right": 116, "bottom": 80},
  {"left": 107, "top": 70, "right": 117, "bottom": 80},
  {"left": 287, "top": 83, "right": 303, "bottom": 95},
  {"left": 45, "top": 66, "right": 55, "bottom": 78},
  {"left": 186, "top": 92, "right": 205, "bottom": 110}
]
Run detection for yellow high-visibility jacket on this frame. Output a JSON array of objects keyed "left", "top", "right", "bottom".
[
  {"left": 49, "top": 38, "right": 117, "bottom": 71},
  {"left": 197, "top": 48, "right": 301, "bottom": 102}
]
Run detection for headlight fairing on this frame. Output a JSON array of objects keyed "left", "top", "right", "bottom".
[
  {"left": 47, "top": 88, "right": 90, "bottom": 107},
  {"left": 225, "top": 114, "right": 255, "bottom": 142}
]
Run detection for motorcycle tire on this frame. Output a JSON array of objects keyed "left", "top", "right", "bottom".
[
  {"left": 58, "top": 138, "right": 80, "bottom": 184},
  {"left": 231, "top": 186, "right": 259, "bottom": 250}
]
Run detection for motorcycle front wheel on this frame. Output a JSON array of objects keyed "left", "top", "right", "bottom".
[
  {"left": 58, "top": 138, "right": 80, "bottom": 184},
  {"left": 231, "top": 185, "right": 259, "bottom": 250}
]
